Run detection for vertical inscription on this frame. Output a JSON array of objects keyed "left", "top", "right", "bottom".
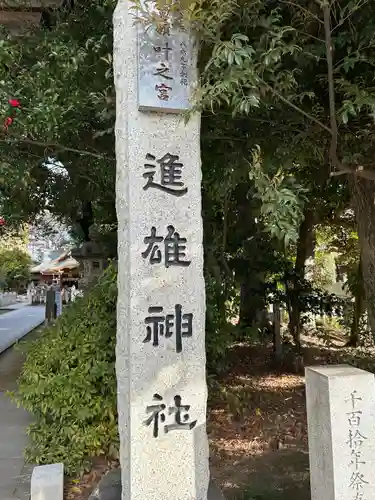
[
  {"left": 153, "top": 41, "right": 173, "bottom": 101},
  {"left": 180, "top": 41, "right": 188, "bottom": 86},
  {"left": 346, "top": 390, "right": 369, "bottom": 500},
  {"left": 135, "top": 12, "right": 199, "bottom": 445}
]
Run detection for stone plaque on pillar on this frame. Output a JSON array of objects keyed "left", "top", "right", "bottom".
[
  {"left": 114, "top": 2, "right": 209, "bottom": 500},
  {"left": 138, "top": 27, "right": 193, "bottom": 113}
]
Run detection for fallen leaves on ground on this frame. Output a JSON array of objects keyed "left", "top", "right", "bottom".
[
  {"left": 64, "top": 458, "right": 118, "bottom": 500},
  {"left": 208, "top": 344, "right": 309, "bottom": 498}
]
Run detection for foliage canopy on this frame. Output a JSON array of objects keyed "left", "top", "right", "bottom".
[{"left": 0, "top": 247, "right": 31, "bottom": 288}]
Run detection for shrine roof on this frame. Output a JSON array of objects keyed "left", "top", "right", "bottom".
[{"left": 30, "top": 251, "right": 79, "bottom": 274}]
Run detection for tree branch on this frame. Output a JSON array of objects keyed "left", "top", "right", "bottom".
[
  {"left": 280, "top": 0, "right": 324, "bottom": 25},
  {"left": 331, "top": 0, "right": 371, "bottom": 32},
  {"left": 297, "top": 30, "right": 325, "bottom": 44},
  {"left": 322, "top": 2, "right": 375, "bottom": 182},
  {"left": 260, "top": 79, "right": 332, "bottom": 133},
  {"left": 323, "top": 3, "right": 339, "bottom": 167},
  {"left": 330, "top": 165, "right": 375, "bottom": 181},
  {"left": 0, "top": 134, "right": 114, "bottom": 161}
]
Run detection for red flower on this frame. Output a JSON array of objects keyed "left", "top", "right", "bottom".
[
  {"left": 0, "top": 217, "right": 5, "bottom": 226},
  {"left": 3, "top": 116, "right": 13, "bottom": 130},
  {"left": 8, "top": 99, "right": 20, "bottom": 108}
]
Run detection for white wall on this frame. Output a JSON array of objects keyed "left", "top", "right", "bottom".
[{"left": 0, "top": 292, "right": 17, "bottom": 307}]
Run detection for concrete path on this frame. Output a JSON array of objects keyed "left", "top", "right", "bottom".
[
  {"left": 0, "top": 305, "right": 45, "bottom": 354},
  {"left": 0, "top": 301, "right": 30, "bottom": 311},
  {"left": 0, "top": 305, "right": 45, "bottom": 498},
  {"left": 0, "top": 343, "right": 34, "bottom": 500}
]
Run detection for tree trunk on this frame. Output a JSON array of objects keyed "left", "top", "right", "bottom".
[
  {"left": 239, "top": 271, "right": 265, "bottom": 327},
  {"left": 351, "top": 178, "right": 375, "bottom": 338},
  {"left": 288, "top": 209, "right": 315, "bottom": 349},
  {"left": 239, "top": 281, "right": 253, "bottom": 326},
  {"left": 346, "top": 258, "right": 364, "bottom": 347},
  {"left": 273, "top": 302, "right": 282, "bottom": 361}
]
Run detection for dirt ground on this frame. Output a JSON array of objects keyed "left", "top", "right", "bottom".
[
  {"left": 208, "top": 343, "right": 309, "bottom": 500},
  {"left": 65, "top": 336, "right": 375, "bottom": 500}
]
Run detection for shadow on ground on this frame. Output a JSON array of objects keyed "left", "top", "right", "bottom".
[
  {"left": 0, "top": 346, "right": 25, "bottom": 392},
  {"left": 212, "top": 449, "right": 310, "bottom": 500},
  {"left": 0, "top": 327, "right": 41, "bottom": 392}
]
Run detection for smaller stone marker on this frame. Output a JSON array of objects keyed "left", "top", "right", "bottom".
[
  {"left": 31, "top": 463, "right": 64, "bottom": 500},
  {"left": 305, "top": 365, "right": 375, "bottom": 500}
]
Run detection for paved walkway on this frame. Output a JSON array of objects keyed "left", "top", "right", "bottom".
[
  {"left": 0, "top": 305, "right": 45, "bottom": 499},
  {"left": 0, "top": 305, "right": 45, "bottom": 354},
  {"left": 0, "top": 347, "right": 33, "bottom": 500},
  {"left": 1, "top": 301, "right": 30, "bottom": 311}
]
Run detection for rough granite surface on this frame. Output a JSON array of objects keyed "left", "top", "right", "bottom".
[
  {"left": 30, "top": 463, "right": 64, "bottom": 500},
  {"left": 89, "top": 469, "right": 225, "bottom": 500},
  {"left": 113, "top": 2, "right": 210, "bottom": 500},
  {"left": 306, "top": 364, "right": 375, "bottom": 500}
]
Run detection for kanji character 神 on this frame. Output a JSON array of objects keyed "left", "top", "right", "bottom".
[{"left": 143, "top": 304, "right": 193, "bottom": 353}]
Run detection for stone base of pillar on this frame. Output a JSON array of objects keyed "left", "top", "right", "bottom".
[{"left": 88, "top": 468, "right": 226, "bottom": 500}]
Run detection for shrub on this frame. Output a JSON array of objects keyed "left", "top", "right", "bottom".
[
  {"left": 9, "top": 263, "right": 119, "bottom": 475},
  {"left": 0, "top": 247, "right": 31, "bottom": 289}
]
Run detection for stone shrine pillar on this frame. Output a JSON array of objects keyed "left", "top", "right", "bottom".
[
  {"left": 114, "top": 2, "right": 210, "bottom": 500},
  {"left": 306, "top": 365, "right": 375, "bottom": 500},
  {"left": 45, "top": 289, "right": 56, "bottom": 324}
]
